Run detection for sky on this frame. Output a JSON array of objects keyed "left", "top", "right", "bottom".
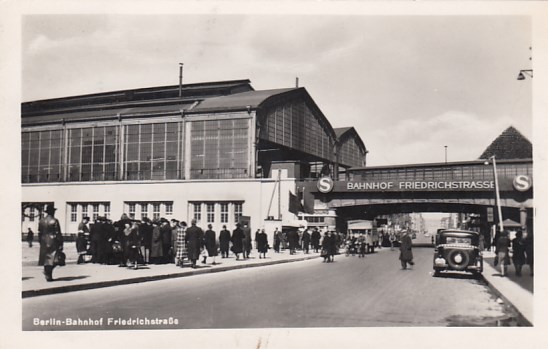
[{"left": 21, "top": 14, "right": 533, "bottom": 167}]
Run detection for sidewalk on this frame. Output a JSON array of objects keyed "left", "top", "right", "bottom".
[
  {"left": 480, "top": 250, "right": 533, "bottom": 326},
  {"left": 21, "top": 243, "right": 321, "bottom": 298}
]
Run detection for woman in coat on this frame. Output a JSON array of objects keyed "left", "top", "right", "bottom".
[
  {"left": 175, "top": 221, "right": 188, "bottom": 267},
  {"left": 203, "top": 224, "right": 218, "bottom": 265},
  {"left": 399, "top": 230, "right": 414, "bottom": 269},
  {"left": 512, "top": 230, "right": 526, "bottom": 276},
  {"left": 150, "top": 221, "right": 163, "bottom": 264},
  {"left": 321, "top": 232, "right": 331, "bottom": 262},
  {"left": 38, "top": 205, "right": 64, "bottom": 281},
  {"left": 257, "top": 229, "right": 269, "bottom": 259}
]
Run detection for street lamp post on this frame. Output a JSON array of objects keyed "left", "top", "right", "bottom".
[{"left": 485, "top": 155, "right": 504, "bottom": 232}]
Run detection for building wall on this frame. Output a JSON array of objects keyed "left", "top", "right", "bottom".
[{"left": 22, "top": 170, "right": 297, "bottom": 245}]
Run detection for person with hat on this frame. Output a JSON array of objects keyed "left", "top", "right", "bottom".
[
  {"left": 38, "top": 204, "right": 64, "bottom": 281},
  {"left": 203, "top": 224, "right": 218, "bottom": 265},
  {"left": 399, "top": 230, "right": 414, "bottom": 270},
  {"left": 185, "top": 219, "right": 204, "bottom": 268},
  {"left": 231, "top": 223, "right": 244, "bottom": 260},
  {"left": 219, "top": 225, "right": 231, "bottom": 258}
]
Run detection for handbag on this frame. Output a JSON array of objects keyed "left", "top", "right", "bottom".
[{"left": 54, "top": 251, "right": 66, "bottom": 266}]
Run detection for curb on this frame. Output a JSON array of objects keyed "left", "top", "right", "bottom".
[
  {"left": 479, "top": 264, "right": 533, "bottom": 326},
  {"left": 22, "top": 255, "right": 320, "bottom": 298}
]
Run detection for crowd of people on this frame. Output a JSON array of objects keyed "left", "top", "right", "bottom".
[{"left": 69, "top": 215, "right": 348, "bottom": 270}]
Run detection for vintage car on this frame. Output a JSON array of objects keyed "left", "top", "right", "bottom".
[{"left": 433, "top": 229, "right": 483, "bottom": 277}]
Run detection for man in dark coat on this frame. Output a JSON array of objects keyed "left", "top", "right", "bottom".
[
  {"left": 288, "top": 229, "right": 298, "bottom": 255},
  {"left": 150, "top": 221, "right": 163, "bottom": 264},
  {"left": 26, "top": 227, "right": 34, "bottom": 247},
  {"left": 257, "top": 229, "right": 268, "bottom": 259},
  {"left": 90, "top": 218, "right": 107, "bottom": 264},
  {"left": 242, "top": 223, "right": 252, "bottom": 259},
  {"left": 399, "top": 230, "right": 414, "bottom": 269},
  {"left": 231, "top": 223, "right": 244, "bottom": 260},
  {"left": 219, "top": 225, "right": 231, "bottom": 258},
  {"left": 311, "top": 228, "right": 321, "bottom": 253},
  {"left": 185, "top": 219, "right": 204, "bottom": 268},
  {"left": 302, "top": 229, "right": 311, "bottom": 254},
  {"left": 161, "top": 219, "right": 173, "bottom": 264},
  {"left": 38, "top": 204, "right": 64, "bottom": 281},
  {"left": 203, "top": 224, "right": 218, "bottom": 265}
]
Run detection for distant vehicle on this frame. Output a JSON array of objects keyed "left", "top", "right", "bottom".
[
  {"left": 433, "top": 229, "right": 483, "bottom": 278},
  {"left": 347, "top": 220, "right": 379, "bottom": 253}
]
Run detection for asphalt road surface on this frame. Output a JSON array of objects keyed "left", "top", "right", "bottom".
[{"left": 23, "top": 248, "right": 518, "bottom": 330}]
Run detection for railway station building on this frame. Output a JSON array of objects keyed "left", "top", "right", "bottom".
[{"left": 21, "top": 79, "right": 368, "bottom": 239}]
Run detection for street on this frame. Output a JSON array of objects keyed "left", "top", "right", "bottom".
[{"left": 23, "top": 247, "right": 518, "bottom": 330}]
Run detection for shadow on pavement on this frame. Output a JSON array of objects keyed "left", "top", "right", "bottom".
[{"left": 53, "top": 275, "right": 90, "bottom": 282}]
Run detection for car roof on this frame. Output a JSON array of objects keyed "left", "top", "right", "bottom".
[{"left": 439, "top": 229, "right": 479, "bottom": 236}]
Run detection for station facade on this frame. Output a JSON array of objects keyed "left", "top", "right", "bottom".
[{"left": 21, "top": 79, "right": 368, "bottom": 240}]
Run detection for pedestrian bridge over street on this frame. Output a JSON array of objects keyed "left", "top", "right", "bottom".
[{"left": 299, "top": 159, "right": 533, "bottom": 223}]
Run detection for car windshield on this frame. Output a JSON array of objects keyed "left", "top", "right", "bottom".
[{"left": 445, "top": 236, "right": 472, "bottom": 244}]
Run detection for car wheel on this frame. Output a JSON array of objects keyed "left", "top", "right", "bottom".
[{"left": 446, "top": 249, "right": 470, "bottom": 271}]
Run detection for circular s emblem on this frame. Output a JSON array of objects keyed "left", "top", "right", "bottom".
[
  {"left": 317, "top": 177, "right": 334, "bottom": 193},
  {"left": 513, "top": 175, "right": 532, "bottom": 192}
]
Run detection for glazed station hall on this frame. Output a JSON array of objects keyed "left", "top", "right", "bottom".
[{"left": 21, "top": 79, "right": 368, "bottom": 242}]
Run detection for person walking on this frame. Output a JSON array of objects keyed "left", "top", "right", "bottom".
[
  {"left": 185, "top": 219, "right": 204, "bottom": 268},
  {"left": 219, "top": 225, "right": 231, "bottom": 258},
  {"left": 357, "top": 232, "right": 366, "bottom": 258},
  {"left": 328, "top": 231, "right": 338, "bottom": 262},
  {"left": 321, "top": 232, "right": 330, "bottom": 262},
  {"left": 26, "top": 227, "right": 34, "bottom": 248},
  {"left": 242, "top": 223, "right": 252, "bottom": 259},
  {"left": 311, "top": 228, "right": 321, "bottom": 253},
  {"left": 389, "top": 231, "right": 396, "bottom": 251},
  {"left": 150, "top": 221, "right": 163, "bottom": 264},
  {"left": 175, "top": 221, "right": 188, "bottom": 267},
  {"left": 140, "top": 217, "right": 153, "bottom": 264},
  {"left": 273, "top": 227, "right": 281, "bottom": 253},
  {"left": 231, "top": 223, "right": 244, "bottom": 260},
  {"left": 38, "top": 204, "right": 64, "bottom": 281},
  {"left": 512, "top": 230, "right": 526, "bottom": 277},
  {"left": 257, "top": 228, "right": 268, "bottom": 259},
  {"left": 203, "top": 224, "right": 218, "bottom": 265},
  {"left": 76, "top": 216, "right": 90, "bottom": 264},
  {"left": 302, "top": 229, "right": 311, "bottom": 254},
  {"left": 160, "top": 219, "right": 173, "bottom": 264},
  {"left": 495, "top": 230, "right": 511, "bottom": 277},
  {"left": 399, "top": 230, "right": 414, "bottom": 270},
  {"left": 524, "top": 230, "right": 534, "bottom": 276},
  {"left": 288, "top": 229, "right": 298, "bottom": 255}
]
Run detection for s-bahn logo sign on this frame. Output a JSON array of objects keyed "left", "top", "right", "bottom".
[
  {"left": 513, "top": 175, "right": 532, "bottom": 192},
  {"left": 317, "top": 177, "right": 334, "bottom": 193}
]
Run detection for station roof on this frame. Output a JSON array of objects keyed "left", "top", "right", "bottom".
[
  {"left": 478, "top": 126, "right": 532, "bottom": 160},
  {"left": 333, "top": 126, "right": 367, "bottom": 153},
  {"left": 189, "top": 88, "right": 296, "bottom": 113}
]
